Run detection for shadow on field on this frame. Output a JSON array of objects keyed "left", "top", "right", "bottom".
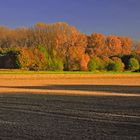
[
  {"left": 0, "top": 90, "right": 140, "bottom": 140},
  {"left": 1, "top": 84, "right": 140, "bottom": 94}
]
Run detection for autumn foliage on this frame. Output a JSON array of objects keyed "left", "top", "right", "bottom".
[{"left": 0, "top": 22, "right": 139, "bottom": 71}]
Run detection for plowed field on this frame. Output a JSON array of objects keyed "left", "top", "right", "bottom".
[{"left": 0, "top": 74, "right": 140, "bottom": 139}]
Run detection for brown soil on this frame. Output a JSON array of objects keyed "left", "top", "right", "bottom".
[
  {"left": 0, "top": 74, "right": 140, "bottom": 97},
  {"left": 0, "top": 74, "right": 140, "bottom": 139}
]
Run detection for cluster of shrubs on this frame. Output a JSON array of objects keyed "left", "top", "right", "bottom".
[
  {"left": 0, "top": 46, "right": 139, "bottom": 72},
  {"left": 0, "top": 46, "right": 64, "bottom": 71},
  {"left": 87, "top": 55, "right": 140, "bottom": 72}
]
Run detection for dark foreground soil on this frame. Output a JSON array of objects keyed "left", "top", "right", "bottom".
[{"left": 0, "top": 93, "right": 140, "bottom": 140}]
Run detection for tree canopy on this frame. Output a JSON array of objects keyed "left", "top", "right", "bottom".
[{"left": 0, "top": 22, "right": 139, "bottom": 72}]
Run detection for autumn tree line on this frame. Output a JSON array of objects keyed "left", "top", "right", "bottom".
[{"left": 0, "top": 22, "right": 140, "bottom": 72}]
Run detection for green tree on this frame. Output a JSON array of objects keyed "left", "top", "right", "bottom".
[
  {"left": 107, "top": 61, "right": 124, "bottom": 72},
  {"left": 128, "top": 58, "right": 139, "bottom": 71},
  {"left": 88, "top": 58, "right": 98, "bottom": 71}
]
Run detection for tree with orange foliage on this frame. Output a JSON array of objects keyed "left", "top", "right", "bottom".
[
  {"left": 118, "top": 36, "right": 132, "bottom": 55},
  {"left": 18, "top": 47, "right": 34, "bottom": 69},
  {"left": 61, "top": 29, "right": 87, "bottom": 71},
  {"left": 87, "top": 33, "right": 106, "bottom": 57},
  {"left": 46, "top": 23, "right": 88, "bottom": 70},
  {"left": 106, "top": 35, "right": 122, "bottom": 57},
  {"left": 135, "top": 41, "right": 140, "bottom": 54}
]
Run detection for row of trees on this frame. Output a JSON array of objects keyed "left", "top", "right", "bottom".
[{"left": 0, "top": 22, "right": 139, "bottom": 71}]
